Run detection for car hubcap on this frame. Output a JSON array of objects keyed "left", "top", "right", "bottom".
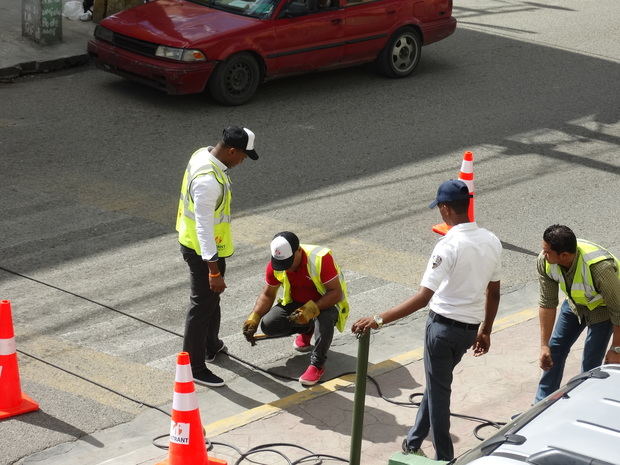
[
  {"left": 225, "top": 62, "right": 252, "bottom": 95},
  {"left": 391, "top": 34, "right": 417, "bottom": 72}
]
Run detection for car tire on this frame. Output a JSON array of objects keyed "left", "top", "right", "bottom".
[
  {"left": 377, "top": 28, "right": 422, "bottom": 78},
  {"left": 208, "top": 52, "right": 261, "bottom": 106}
]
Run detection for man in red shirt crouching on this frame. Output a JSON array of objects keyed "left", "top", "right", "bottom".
[{"left": 243, "top": 231, "right": 349, "bottom": 386}]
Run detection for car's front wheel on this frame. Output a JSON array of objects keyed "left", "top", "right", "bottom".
[
  {"left": 377, "top": 28, "right": 422, "bottom": 78},
  {"left": 208, "top": 52, "right": 261, "bottom": 106}
]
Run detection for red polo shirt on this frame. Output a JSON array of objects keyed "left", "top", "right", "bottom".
[{"left": 265, "top": 249, "right": 338, "bottom": 303}]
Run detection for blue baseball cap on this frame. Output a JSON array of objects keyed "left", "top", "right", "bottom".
[{"left": 429, "top": 180, "right": 472, "bottom": 208}]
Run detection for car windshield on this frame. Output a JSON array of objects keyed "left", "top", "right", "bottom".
[{"left": 187, "top": 0, "right": 280, "bottom": 18}]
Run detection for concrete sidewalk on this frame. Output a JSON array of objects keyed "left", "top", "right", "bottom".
[
  {"left": 18, "top": 309, "right": 587, "bottom": 465},
  {"left": 0, "top": 2, "right": 94, "bottom": 80},
  {"left": 194, "top": 312, "right": 583, "bottom": 465},
  {"left": 191, "top": 311, "right": 572, "bottom": 465}
]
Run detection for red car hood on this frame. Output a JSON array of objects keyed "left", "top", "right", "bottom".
[{"left": 101, "top": 0, "right": 257, "bottom": 47}]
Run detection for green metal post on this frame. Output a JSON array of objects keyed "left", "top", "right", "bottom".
[{"left": 349, "top": 330, "right": 370, "bottom": 465}]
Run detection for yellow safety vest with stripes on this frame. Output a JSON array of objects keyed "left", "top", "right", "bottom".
[
  {"left": 546, "top": 239, "right": 619, "bottom": 310},
  {"left": 176, "top": 150, "right": 233, "bottom": 258},
  {"left": 273, "top": 244, "right": 350, "bottom": 332}
]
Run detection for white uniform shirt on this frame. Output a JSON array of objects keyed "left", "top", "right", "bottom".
[
  {"left": 191, "top": 147, "right": 228, "bottom": 261},
  {"left": 420, "top": 222, "right": 502, "bottom": 324}
]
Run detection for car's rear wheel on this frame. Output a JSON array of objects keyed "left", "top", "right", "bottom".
[
  {"left": 377, "top": 28, "right": 422, "bottom": 78},
  {"left": 208, "top": 52, "right": 261, "bottom": 106}
]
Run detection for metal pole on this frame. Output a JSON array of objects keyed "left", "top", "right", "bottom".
[{"left": 349, "top": 330, "right": 370, "bottom": 465}]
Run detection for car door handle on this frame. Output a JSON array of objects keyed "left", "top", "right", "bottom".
[
  {"left": 331, "top": 18, "right": 342, "bottom": 24},
  {"left": 386, "top": 9, "right": 396, "bottom": 14}
]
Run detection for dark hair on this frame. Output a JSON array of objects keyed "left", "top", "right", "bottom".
[
  {"left": 543, "top": 224, "right": 576, "bottom": 254},
  {"left": 442, "top": 198, "right": 470, "bottom": 215}
]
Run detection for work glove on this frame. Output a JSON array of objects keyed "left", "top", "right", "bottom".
[
  {"left": 243, "top": 312, "right": 261, "bottom": 346},
  {"left": 288, "top": 300, "right": 320, "bottom": 325}
]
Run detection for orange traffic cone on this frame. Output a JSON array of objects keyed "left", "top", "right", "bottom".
[
  {"left": 432, "top": 151, "right": 475, "bottom": 236},
  {"left": 0, "top": 300, "right": 39, "bottom": 420},
  {"left": 156, "top": 352, "right": 227, "bottom": 465}
]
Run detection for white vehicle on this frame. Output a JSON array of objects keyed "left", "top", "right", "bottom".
[{"left": 451, "top": 364, "right": 620, "bottom": 465}]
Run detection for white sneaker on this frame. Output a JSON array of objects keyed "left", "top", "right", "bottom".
[{"left": 79, "top": 10, "right": 92, "bottom": 21}]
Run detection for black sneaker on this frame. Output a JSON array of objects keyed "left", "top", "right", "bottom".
[
  {"left": 193, "top": 369, "right": 225, "bottom": 387},
  {"left": 401, "top": 439, "right": 425, "bottom": 456},
  {"left": 206, "top": 341, "right": 227, "bottom": 363}
]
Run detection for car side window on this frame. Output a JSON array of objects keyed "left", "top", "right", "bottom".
[
  {"left": 345, "top": 0, "right": 376, "bottom": 5},
  {"left": 280, "top": 0, "right": 337, "bottom": 17},
  {"left": 317, "top": 0, "right": 339, "bottom": 10}
]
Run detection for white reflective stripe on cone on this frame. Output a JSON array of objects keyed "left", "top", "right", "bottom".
[
  {"left": 0, "top": 337, "right": 16, "bottom": 356},
  {"left": 460, "top": 160, "right": 473, "bottom": 173},
  {"left": 462, "top": 180, "right": 474, "bottom": 192},
  {"left": 172, "top": 392, "right": 199, "bottom": 412},
  {"left": 175, "top": 363, "right": 193, "bottom": 383}
]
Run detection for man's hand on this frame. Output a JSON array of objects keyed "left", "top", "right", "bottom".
[
  {"left": 209, "top": 275, "right": 226, "bottom": 293},
  {"left": 472, "top": 332, "right": 490, "bottom": 357},
  {"left": 351, "top": 317, "right": 378, "bottom": 334},
  {"left": 604, "top": 349, "right": 620, "bottom": 364},
  {"left": 288, "top": 301, "right": 320, "bottom": 325},
  {"left": 540, "top": 345, "right": 553, "bottom": 370},
  {"left": 243, "top": 312, "right": 261, "bottom": 346}
]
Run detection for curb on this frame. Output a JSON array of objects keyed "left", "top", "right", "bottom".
[
  {"left": 203, "top": 307, "right": 538, "bottom": 438},
  {"left": 0, "top": 54, "right": 90, "bottom": 82}
]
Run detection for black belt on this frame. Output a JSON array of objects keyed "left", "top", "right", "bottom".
[{"left": 429, "top": 310, "right": 480, "bottom": 331}]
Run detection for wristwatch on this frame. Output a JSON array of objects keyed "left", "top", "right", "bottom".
[
  {"left": 611, "top": 346, "right": 620, "bottom": 354},
  {"left": 373, "top": 315, "right": 384, "bottom": 328}
]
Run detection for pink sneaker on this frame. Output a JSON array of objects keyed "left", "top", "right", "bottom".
[
  {"left": 299, "top": 365, "right": 325, "bottom": 386},
  {"left": 293, "top": 332, "right": 313, "bottom": 352}
]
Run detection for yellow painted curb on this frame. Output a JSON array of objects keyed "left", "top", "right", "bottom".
[{"left": 203, "top": 308, "right": 538, "bottom": 437}]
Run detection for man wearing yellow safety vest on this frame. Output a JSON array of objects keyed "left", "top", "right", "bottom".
[
  {"left": 242, "top": 231, "right": 349, "bottom": 386},
  {"left": 535, "top": 224, "right": 620, "bottom": 403},
  {"left": 176, "top": 126, "right": 258, "bottom": 388}
]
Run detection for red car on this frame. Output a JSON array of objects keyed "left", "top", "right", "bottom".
[{"left": 88, "top": 0, "right": 455, "bottom": 105}]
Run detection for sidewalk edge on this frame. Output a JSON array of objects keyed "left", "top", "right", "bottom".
[{"left": 0, "top": 54, "right": 90, "bottom": 81}]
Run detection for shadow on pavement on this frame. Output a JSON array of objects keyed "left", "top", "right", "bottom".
[{"left": 15, "top": 410, "right": 105, "bottom": 448}]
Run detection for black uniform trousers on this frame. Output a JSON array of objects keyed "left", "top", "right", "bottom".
[
  {"left": 405, "top": 310, "right": 479, "bottom": 461},
  {"left": 181, "top": 244, "right": 226, "bottom": 374},
  {"left": 260, "top": 301, "right": 338, "bottom": 368}
]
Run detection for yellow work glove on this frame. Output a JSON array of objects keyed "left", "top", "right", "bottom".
[
  {"left": 243, "top": 312, "right": 261, "bottom": 346},
  {"left": 288, "top": 301, "right": 320, "bottom": 325}
]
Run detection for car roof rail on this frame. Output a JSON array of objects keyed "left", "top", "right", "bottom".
[
  {"left": 480, "top": 433, "right": 526, "bottom": 454},
  {"left": 566, "top": 367, "right": 610, "bottom": 387}
]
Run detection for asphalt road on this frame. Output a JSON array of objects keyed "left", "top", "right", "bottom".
[{"left": 1, "top": 0, "right": 619, "bottom": 463}]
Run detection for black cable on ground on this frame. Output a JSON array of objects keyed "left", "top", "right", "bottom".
[
  {"left": 0, "top": 265, "right": 183, "bottom": 339},
  {"left": 17, "top": 348, "right": 172, "bottom": 418},
  {"left": 0, "top": 265, "right": 299, "bottom": 383},
  {"left": 367, "top": 375, "right": 506, "bottom": 440},
  {"left": 4, "top": 264, "right": 505, "bottom": 461}
]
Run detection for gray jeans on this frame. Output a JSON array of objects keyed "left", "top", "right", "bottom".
[
  {"left": 260, "top": 302, "right": 338, "bottom": 368},
  {"left": 405, "top": 311, "right": 478, "bottom": 461}
]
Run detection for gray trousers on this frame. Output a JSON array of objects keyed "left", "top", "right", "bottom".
[
  {"left": 405, "top": 312, "right": 478, "bottom": 461},
  {"left": 260, "top": 302, "right": 338, "bottom": 368}
]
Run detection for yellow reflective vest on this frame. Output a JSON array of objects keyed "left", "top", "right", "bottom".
[
  {"left": 546, "top": 239, "right": 619, "bottom": 310},
  {"left": 273, "top": 244, "right": 350, "bottom": 332},
  {"left": 176, "top": 149, "right": 233, "bottom": 258}
]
